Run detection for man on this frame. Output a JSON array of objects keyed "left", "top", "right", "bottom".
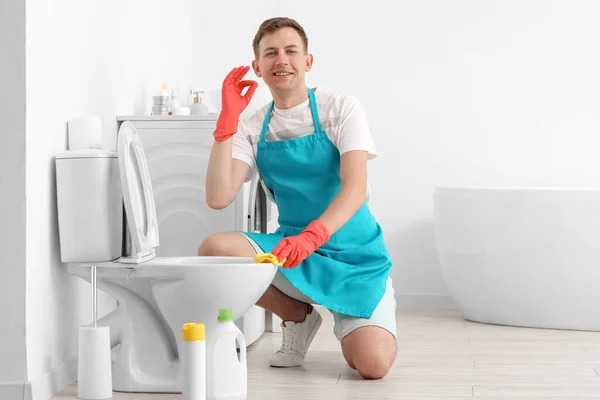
[{"left": 198, "top": 17, "right": 397, "bottom": 379}]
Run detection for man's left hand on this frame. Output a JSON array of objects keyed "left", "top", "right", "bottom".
[{"left": 271, "top": 220, "right": 331, "bottom": 269}]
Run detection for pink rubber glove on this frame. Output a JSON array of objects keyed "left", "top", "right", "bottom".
[
  {"left": 214, "top": 66, "right": 258, "bottom": 142},
  {"left": 271, "top": 220, "right": 331, "bottom": 269}
]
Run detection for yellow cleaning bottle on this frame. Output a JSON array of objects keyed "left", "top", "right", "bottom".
[{"left": 182, "top": 322, "right": 206, "bottom": 400}]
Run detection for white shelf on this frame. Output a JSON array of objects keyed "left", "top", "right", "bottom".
[{"left": 116, "top": 115, "right": 218, "bottom": 122}]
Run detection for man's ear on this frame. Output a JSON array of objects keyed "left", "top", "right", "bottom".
[
  {"left": 252, "top": 59, "right": 262, "bottom": 78},
  {"left": 305, "top": 53, "right": 314, "bottom": 72}
]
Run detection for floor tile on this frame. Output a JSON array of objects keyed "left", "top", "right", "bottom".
[{"left": 52, "top": 308, "right": 600, "bottom": 400}]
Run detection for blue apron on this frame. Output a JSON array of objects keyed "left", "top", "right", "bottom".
[{"left": 244, "top": 88, "right": 392, "bottom": 318}]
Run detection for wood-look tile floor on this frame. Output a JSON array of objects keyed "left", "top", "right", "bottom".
[{"left": 52, "top": 307, "right": 600, "bottom": 399}]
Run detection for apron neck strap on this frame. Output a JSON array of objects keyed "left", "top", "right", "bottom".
[
  {"left": 259, "top": 102, "right": 275, "bottom": 143},
  {"left": 259, "top": 88, "right": 322, "bottom": 143},
  {"left": 307, "top": 88, "right": 323, "bottom": 133}
]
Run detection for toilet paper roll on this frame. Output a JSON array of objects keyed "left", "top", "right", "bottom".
[{"left": 68, "top": 117, "right": 103, "bottom": 150}]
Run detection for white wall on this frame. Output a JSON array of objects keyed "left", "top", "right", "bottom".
[
  {"left": 192, "top": 0, "right": 600, "bottom": 307},
  {"left": 0, "top": 0, "right": 28, "bottom": 398},
  {"left": 21, "top": 0, "right": 193, "bottom": 398}
]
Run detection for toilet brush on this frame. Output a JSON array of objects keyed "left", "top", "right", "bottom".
[{"left": 77, "top": 265, "right": 113, "bottom": 400}]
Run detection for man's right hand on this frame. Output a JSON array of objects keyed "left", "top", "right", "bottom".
[{"left": 214, "top": 66, "right": 258, "bottom": 142}]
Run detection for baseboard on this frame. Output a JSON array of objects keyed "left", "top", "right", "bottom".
[
  {"left": 0, "top": 382, "right": 27, "bottom": 400},
  {"left": 396, "top": 294, "right": 458, "bottom": 309},
  {"left": 25, "top": 356, "right": 77, "bottom": 400}
]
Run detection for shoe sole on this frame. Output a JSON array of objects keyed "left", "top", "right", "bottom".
[{"left": 269, "top": 313, "right": 323, "bottom": 368}]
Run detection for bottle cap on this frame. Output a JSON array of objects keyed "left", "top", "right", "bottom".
[
  {"left": 182, "top": 322, "right": 205, "bottom": 341},
  {"left": 218, "top": 308, "right": 233, "bottom": 322}
]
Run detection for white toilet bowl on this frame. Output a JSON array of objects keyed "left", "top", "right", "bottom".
[
  {"left": 67, "top": 256, "right": 275, "bottom": 392},
  {"left": 56, "top": 121, "right": 278, "bottom": 393},
  {"left": 433, "top": 186, "right": 600, "bottom": 331}
]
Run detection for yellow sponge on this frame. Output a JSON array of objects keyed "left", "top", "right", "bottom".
[{"left": 254, "top": 253, "right": 285, "bottom": 266}]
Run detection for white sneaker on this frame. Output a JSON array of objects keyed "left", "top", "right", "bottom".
[{"left": 269, "top": 305, "right": 322, "bottom": 367}]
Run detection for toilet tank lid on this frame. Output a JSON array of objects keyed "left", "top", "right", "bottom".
[{"left": 55, "top": 149, "right": 117, "bottom": 159}]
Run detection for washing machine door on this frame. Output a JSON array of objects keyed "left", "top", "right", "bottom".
[{"left": 117, "top": 121, "right": 160, "bottom": 262}]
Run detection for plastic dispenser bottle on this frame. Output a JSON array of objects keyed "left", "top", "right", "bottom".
[
  {"left": 190, "top": 91, "right": 209, "bottom": 116},
  {"left": 182, "top": 323, "right": 206, "bottom": 400},
  {"left": 206, "top": 309, "right": 247, "bottom": 400},
  {"left": 169, "top": 89, "right": 179, "bottom": 115}
]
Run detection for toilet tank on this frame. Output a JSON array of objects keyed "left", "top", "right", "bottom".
[{"left": 55, "top": 149, "right": 123, "bottom": 262}]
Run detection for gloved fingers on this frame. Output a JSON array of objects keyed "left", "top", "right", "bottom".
[
  {"left": 238, "top": 80, "right": 257, "bottom": 93},
  {"left": 288, "top": 249, "right": 310, "bottom": 269},
  {"left": 278, "top": 248, "right": 293, "bottom": 266},
  {"left": 286, "top": 257, "right": 300, "bottom": 269},
  {"left": 239, "top": 80, "right": 258, "bottom": 102},
  {"left": 233, "top": 65, "right": 251, "bottom": 83},
  {"left": 223, "top": 65, "right": 249, "bottom": 87},
  {"left": 271, "top": 239, "right": 287, "bottom": 256},
  {"left": 283, "top": 249, "right": 299, "bottom": 269},
  {"left": 239, "top": 80, "right": 256, "bottom": 87},
  {"left": 223, "top": 66, "right": 242, "bottom": 86},
  {"left": 272, "top": 241, "right": 292, "bottom": 263}
]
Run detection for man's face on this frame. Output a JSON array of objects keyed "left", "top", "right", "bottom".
[{"left": 252, "top": 27, "right": 313, "bottom": 93}]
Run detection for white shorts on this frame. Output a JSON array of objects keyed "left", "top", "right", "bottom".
[{"left": 240, "top": 233, "right": 397, "bottom": 341}]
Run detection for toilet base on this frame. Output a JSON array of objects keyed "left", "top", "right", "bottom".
[
  {"left": 94, "top": 280, "right": 182, "bottom": 393},
  {"left": 68, "top": 261, "right": 275, "bottom": 394}
]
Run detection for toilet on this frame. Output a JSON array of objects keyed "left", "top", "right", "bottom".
[{"left": 55, "top": 121, "right": 278, "bottom": 393}]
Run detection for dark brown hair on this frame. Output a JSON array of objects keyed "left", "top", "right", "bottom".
[{"left": 252, "top": 17, "right": 308, "bottom": 59}]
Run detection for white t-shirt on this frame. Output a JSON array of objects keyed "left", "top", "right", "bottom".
[{"left": 232, "top": 88, "right": 377, "bottom": 182}]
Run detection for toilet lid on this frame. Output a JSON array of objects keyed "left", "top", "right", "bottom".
[{"left": 117, "top": 121, "right": 159, "bottom": 258}]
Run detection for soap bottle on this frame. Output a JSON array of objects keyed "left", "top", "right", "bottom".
[
  {"left": 182, "top": 322, "right": 206, "bottom": 400},
  {"left": 190, "top": 91, "right": 209, "bottom": 116},
  {"left": 206, "top": 309, "right": 247, "bottom": 400}
]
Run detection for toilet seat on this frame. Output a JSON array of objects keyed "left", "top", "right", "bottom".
[{"left": 117, "top": 121, "right": 160, "bottom": 263}]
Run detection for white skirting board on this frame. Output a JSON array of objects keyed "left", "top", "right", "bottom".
[
  {"left": 0, "top": 357, "right": 77, "bottom": 400},
  {"left": 0, "top": 383, "right": 27, "bottom": 400},
  {"left": 396, "top": 294, "right": 457, "bottom": 309}
]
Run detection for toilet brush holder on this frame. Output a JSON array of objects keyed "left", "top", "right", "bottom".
[
  {"left": 77, "top": 265, "right": 113, "bottom": 400},
  {"left": 78, "top": 325, "right": 112, "bottom": 399}
]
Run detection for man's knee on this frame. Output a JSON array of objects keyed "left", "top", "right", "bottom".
[
  {"left": 341, "top": 326, "right": 397, "bottom": 380},
  {"left": 198, "top": 233, "right": 230, "bottom": 256},
  {"left": 353, "top": 349, "right": 396, "bottom": 379},
  {"left": 197, "top": 232, "right": 256, "bottom": 257}
]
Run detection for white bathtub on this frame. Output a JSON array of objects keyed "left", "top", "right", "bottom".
[{"left": 433, "top": 187, "right": 600, "bottom": 331}]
